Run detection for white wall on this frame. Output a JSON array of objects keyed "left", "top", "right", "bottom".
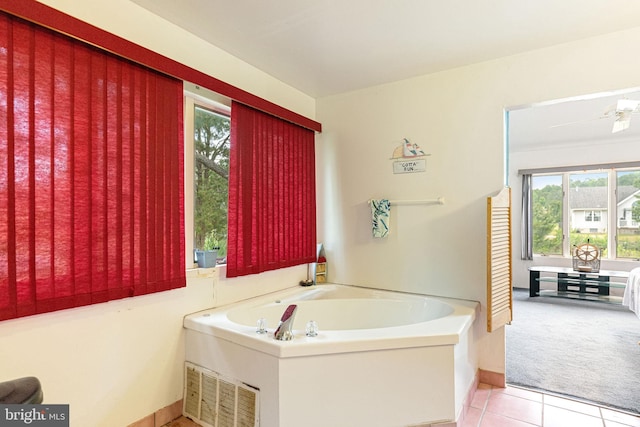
[
  {"left": 0, "top": 1, "right": 315, "bottom": 426},
  {"left": 315, "top": 26, "right": 640, "bottom": 376}
]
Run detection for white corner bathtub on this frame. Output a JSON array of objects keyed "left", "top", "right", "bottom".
[{"left": 184, "top": 284, "right": 479, "bottom": 427}]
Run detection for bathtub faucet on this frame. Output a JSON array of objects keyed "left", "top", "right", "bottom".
[{"left": 274, "top": 304, "right": 297, "bottom": 341}]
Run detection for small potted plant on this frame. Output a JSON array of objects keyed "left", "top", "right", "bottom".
[{"left": 196, "top": 230, "right": 220, "bottom": 268}]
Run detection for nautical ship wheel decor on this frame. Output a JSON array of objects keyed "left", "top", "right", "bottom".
[{"left": 572, "top": 241, "right": 600, "bottom": 273}]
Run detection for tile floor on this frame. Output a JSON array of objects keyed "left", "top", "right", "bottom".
[
  {"left": 464, "top": 384, "right": 640, "bottom": 427},
  {"left": 161, "top": 384, "right": 640, "bottom": 427},
  {"left": 161, "top": 417, "right": 199, "bottom": 427}
]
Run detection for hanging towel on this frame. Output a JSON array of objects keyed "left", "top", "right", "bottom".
[
  {"left": 623, "top": 267, "right": 640, "bottom": 320},
  {"left": 370, "top": 199, "right": 391, "bottom": 238}
]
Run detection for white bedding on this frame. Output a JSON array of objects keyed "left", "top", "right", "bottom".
[{"left": 623, "top": 267, "right": 640, "bottom": 319}]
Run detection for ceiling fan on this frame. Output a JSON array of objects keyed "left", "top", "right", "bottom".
[
  {"left": 606, "top": 99, "right": 640, "bottom": 133},
  {"left": 551, "top": 98, "right": 640, "bottom": 133}
]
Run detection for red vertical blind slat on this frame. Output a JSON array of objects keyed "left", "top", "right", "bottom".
[
  {"left": 227, "top": 102, "right": 316, "bottom": 278},
  {"left": 0, "top": 12, "right": 185, "bottom": 321}
]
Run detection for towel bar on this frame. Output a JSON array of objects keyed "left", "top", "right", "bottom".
[{"left": 367, "top": 197, "right": 444, "bottom": 206}]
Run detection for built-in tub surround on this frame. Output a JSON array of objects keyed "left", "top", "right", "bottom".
[{"left": 184, "top": 284, "right": 479, "bottom": 427}]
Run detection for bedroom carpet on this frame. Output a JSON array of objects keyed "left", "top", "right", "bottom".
[{"left": 506, "top": 288, "right": 640, "bottom": 415}]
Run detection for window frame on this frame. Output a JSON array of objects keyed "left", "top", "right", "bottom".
[
  {"left": 184, "top": 91, "right": 231, "bottom": 269},
  {"left": 526, "top": 165, "right": 640, "bottom": 260}
]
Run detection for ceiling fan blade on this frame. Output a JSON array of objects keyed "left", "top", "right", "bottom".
[
  {"left": 612, "top": 113, "right": 631, "bottom": 133},
  {"left": 616, "top": 99, "right": 640, "bottom": 112},
  {"left": 604, "top": 102, "right": 617, "bottom": 116},
  {"left": 549, "top": 116, "right": 606, "bottom": 129},
  {"left": 551, "top": 98, "right": 640, "bottom": 133}
]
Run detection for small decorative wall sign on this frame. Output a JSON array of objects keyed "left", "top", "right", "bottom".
[
  {"left": 393, "top": 160, "right": 426, "bottom": 174},
  {"left": 390, "top": 138, "right": 430, "bottom": 174}
]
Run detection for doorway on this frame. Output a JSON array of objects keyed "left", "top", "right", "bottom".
[{"left": 505, "top": 88, "right": 640, "bottom": 414}]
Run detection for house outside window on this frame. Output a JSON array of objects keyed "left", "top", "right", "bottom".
[{"left": 568, "top": 172, "right": 608, "bottom": 256}]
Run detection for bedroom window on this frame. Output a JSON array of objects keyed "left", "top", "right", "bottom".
[
  {"left": 531, "top": 175, "right": 563, "bottom": 256},
  {"left": 525, "top": 166, "right": 640, "bottom": 260},
  {"left": 617, "top": 170, "right": 640, "bottom": 258},
  {"left": 568, "top": 172, "right": 608, "bottom": 257}
]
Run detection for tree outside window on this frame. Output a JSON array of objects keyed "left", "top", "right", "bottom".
[
  {"left": 194, "top": 106, "right": 230, "bottom": 261},
  {"left": 532, "top": 175, "right": 563, "bottom": 255}
]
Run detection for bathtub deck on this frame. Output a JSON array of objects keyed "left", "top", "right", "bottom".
[{"left": 183, "top": 283, "right": 479, "bottom": 358}]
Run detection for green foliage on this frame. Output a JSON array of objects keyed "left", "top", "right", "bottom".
[
  {"left": 569, "top": 177, "right": 607, "bottom": 188},
  {"left": 194, "top": 107, "right": 229, "bottom": 256},
  {"left": 203, "top": 229, "right": 227, "bottom": 257},
  {"left": 532, "top": 184, "right": 563, "bottom": 255},
  {"left": 620, "top": 172, "right": 640, "bottom": 256},
  {"left": 618, "top": 171, "right": 640, "bottom": 187},
  {"left": 617, "top": 234, "right": 640, "bottom": 258}
]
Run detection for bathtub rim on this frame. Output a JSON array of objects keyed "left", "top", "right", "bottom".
[{"left": 183, "top": 283, "right": 479, "bottom": 358}]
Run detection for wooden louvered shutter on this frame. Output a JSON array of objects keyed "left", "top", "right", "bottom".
[{"left": 486, "top": 187, "right": 512, "bottom": 332}]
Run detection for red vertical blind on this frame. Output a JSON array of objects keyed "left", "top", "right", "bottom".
[
  {"left": 227, "top": 102, "right": 316, "bottom": 277},
  {"left": 0, "top": 13, "right": 185, "bottom": 321}
]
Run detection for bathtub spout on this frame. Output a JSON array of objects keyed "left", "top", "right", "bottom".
[{"left": 274, "top": 304, "right": 297, "bottom": 341}]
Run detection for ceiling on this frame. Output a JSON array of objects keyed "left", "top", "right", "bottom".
[
  {"left": 130, "top": 0, "right": 640, "bottom": 144},
  {"left": 509, "top": 89, "right": 640, "bottom": 151}
]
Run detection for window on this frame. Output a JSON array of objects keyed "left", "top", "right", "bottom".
[
  {"left": 184, "top": 96, "right": 317, "bottom": 275},
  {"left": 0, "top": 3, "right": 321, "bottom": 321},
  {"left": 617, "top": 171, "right": 640, "bottom": 258},
  {"left": 527, "top": 167, "right": 640, "bottom": 260},
  {"left": 584, "top": 211, "right": 602, "bottom": 222},
  {"left": 569, "top": 172, "right": 608, "bottom": 256},
  {"left": 531, "top": 175, "right": 563, "bottom": 256},
  {"left": 193, "top": 105, "right": 230, "bottom": 264}
]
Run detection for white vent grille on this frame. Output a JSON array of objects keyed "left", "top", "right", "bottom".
[{"left": 184, "top": 362, "right": 259, "bottom": 427}]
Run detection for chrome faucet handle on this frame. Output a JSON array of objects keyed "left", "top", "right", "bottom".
[{"left": 274, "top": 304, "right": 297, "bottom": 341}]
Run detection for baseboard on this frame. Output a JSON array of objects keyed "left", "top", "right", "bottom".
[
  {"left": 127, "top": 399, "right": 183, "bottom": 427},
  {"left": 479, "top": 369, "right": 505, "bottom": 388},
  {"left": 427, "top": 372, "right": 480, "bottom": 427},
  {"left": 128, "top": 371, "right": 504, "bottom": 427},
  {"left": 429, "top": 370, "right": 505, "bottom": 427}
]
